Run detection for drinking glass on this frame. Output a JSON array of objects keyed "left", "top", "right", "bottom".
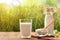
[{"left": 19, "top": 19, "right": 32, "bottom": 38}]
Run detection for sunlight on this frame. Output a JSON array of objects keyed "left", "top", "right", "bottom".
[
  {"left": 0, "top": 0, "right": 24, "bottom": 6},
  {"left": 0, "top": 0, "right": 46, "bottom": 6}
]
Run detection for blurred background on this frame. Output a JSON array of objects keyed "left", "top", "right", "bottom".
[{"left": 0, "top": 0, "right": 60, "bottom": 32}]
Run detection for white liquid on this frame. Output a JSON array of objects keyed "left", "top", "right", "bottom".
[
  {"left": 44, "top": 14, "right": 54, "bottom": 34},
  {"left": 20, "top": 22, "right": 32, "bottom": 38}
]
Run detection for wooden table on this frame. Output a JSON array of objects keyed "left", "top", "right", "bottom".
[{"left": 0, "top": 32, "right": 60, "bottom": 40}]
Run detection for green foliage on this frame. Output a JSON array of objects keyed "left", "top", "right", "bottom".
[
  {"left": 0, "top": 3, "right": 60, "bottom": 32},
  {"left": 54, "top": 8, "right": 60, "bottom": 31},
  {"left": 55, "top": 31, "right": 60, "bottom": 37},
  {"left": 46, "top": 0, "right": 57, "bottom": 6}
]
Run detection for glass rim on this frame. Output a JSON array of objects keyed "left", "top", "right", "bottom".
[
  {"left": 19, "top": 18, "right": 32, "bottom": 20},
  {"left": 19, "top": 19, "right": 32, "bottom": 22}
]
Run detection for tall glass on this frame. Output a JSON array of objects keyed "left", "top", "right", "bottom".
[{"left": 19, "top": 19, "right": 32, "bottom": 38}]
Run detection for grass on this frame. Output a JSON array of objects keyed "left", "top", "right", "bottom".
[{"left": 0, "top": 3, "right": 60, "bottom": 32}]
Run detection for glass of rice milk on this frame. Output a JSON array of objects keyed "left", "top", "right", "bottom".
[{"left": 19, "top": 19, "right": 32, "bottom": 38}]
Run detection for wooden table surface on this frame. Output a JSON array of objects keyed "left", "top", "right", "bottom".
[{"left": 0, "top": 32, "right": 60, "bottom": 40}]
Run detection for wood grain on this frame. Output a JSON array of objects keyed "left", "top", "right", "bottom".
[
  {"left": 0, "top": 32, "right": 59, "bottom": 40},
  {"left": 0, "top": 32, "right": 41, "bottom": 40}
]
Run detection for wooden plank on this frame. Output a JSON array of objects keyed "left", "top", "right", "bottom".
[
  {"left": 0, "top": 32, "right": 60, "bottom": 40},
  {"left": 0, "top": 32, "right": 39, "bottom": 40}
]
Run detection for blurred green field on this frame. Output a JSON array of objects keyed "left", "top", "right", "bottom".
[
  {"left": 0, "top": 4, "right": 43, "bottom": 31},
  {"left": 0, "top": 0, "right": 60, "bottom": 32}
]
